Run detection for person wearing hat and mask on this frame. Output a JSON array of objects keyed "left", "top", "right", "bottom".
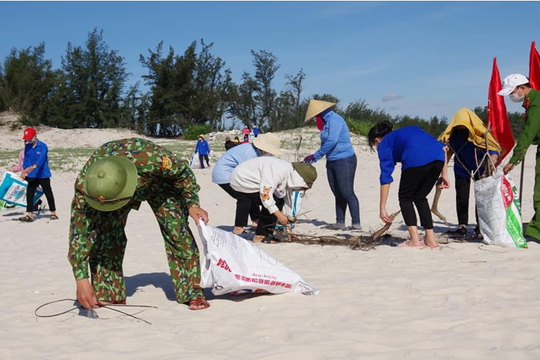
[
  {"left": 499, "top": 74, "right": 540, "bottom": 241},
  {"left": 303, "top": 100, "right": 361, "bottom": 230},
  {"left": 19, "top": 127, "right": 58, "bottom": 222},
  {"left": 212, "top": 133, "right": 283, "bottom": 235},
  {"left": 67, "top": 138, "right": 210, "bottom": 310},
  {"left": 230, "top": 157, "right": 317, "bottom": 243},
  {"left": 194, "top": 134, "right": 211, "bottom": 168}
]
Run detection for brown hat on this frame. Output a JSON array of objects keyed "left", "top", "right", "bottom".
[
  {"left": 252, "top": 133, "right": 283, "bottom": 155},
  {"left": 304, "top": 100, "right": 336, "bottom": 122}
]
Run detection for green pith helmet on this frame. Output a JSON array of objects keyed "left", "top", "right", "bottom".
[
  {"left": 83, "top": 156, "right": 138, "bottom": 212},
  {"left": 291, "top": 162, "right": 318, "bottom": 189}
]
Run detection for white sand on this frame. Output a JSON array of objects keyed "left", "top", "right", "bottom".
[{"left": 1, "top": 124, "right": 540, "bottom": 359}]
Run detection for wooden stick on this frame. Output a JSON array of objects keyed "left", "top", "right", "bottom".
[
  {"left": 431, "top": 187, "right": 447, "bottom": 223},
  {"left": 519, "top": 160, "right": 525, "bottom": 208}
]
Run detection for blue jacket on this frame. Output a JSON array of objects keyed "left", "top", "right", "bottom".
[
  {"left": 212, "top": 143, "right": 262, "bottom": 184},
  {"left": 449, "top": 128, "right": 499, "bottom": 180},
  {"left": 23, "top": 139, "right": 52, "bottom": 178},
  {"left": 195, "top": 140, "right": 210, "bottom": 155},
  {"left": 377, "top": 126, "right": 445, "bottom": 185},
  {"left": 313, "top": 109, "right": 356, "bottom": 162}
]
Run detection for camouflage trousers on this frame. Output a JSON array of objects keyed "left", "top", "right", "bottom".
[{"left": 89, "top": 197, "right": 203, "bottom": 304}]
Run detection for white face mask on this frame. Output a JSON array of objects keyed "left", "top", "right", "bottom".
[{"left": 510, "top": 89, "right": 525, "bottom": 103}]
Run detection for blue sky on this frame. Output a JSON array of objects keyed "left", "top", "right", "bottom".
[{"left": 1, "top": 1, "right": 539, "bottom": 120}]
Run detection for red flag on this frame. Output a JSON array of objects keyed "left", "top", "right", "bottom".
[
  {"left": 530, "top": 41, "right": 540, "bottom": 90},
  {"left": 488, "top": 57, "right": 514, "bottom": 163}
]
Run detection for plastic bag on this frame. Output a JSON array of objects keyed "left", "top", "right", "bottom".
[
  {"left": 197, "top": 221, "right": 319, "bottom": 296},
  {"left": 0, "top": 172, "right": 43, "bottom": 208},
  {"left": 189, "top": 153, "right": 205, "bottom": 169},
  {"left": 474, "top": 171, "right": 527, "bottom": 248}
]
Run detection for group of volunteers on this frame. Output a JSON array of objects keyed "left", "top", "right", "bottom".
[
  {"left": 9, "top": 71, "right": 540, "bottom": 312},
  {"left": 192, "top": 125, "right": 262, "bottom": 168}
]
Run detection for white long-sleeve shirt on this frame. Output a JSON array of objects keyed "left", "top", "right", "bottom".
[{"left": 230, "top": 157, "right": 307, "bottom": 214}]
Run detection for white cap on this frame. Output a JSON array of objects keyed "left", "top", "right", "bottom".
[{"left": 497, "top": 73, "right": 529, "bottom": 96}]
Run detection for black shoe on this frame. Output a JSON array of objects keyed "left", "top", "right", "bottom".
[
  {"left": 446, "top": 227, "right": 467, "bottom": 237},
  {"left": 473, "top": 227, "right": 483, "bottom": 240},
  {"left": 525, "top": 235, "right": 540, "bottom": 243}
]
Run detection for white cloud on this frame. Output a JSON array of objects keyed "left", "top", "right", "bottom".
[{"left": 381, "top": 92, "right": 404, "bottom": 102}]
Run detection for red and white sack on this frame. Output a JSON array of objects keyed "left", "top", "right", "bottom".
[
  {"left": 474, "top": 171, "right": 527, "bottom": 248},
  {"left": 197, "top": 221, "right": 319, "bottom": 296}
]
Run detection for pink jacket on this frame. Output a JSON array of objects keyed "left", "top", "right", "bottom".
[{"left": 11, "top": 150, "right": 24, "bottom": 172}]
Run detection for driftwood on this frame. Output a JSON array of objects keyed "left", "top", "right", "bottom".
[
  {"left": 281, "top": 211, "right": 403, "bottom": 251},
  {"left": 372, "top": 210, "right": 401, "bottom": 240},
  {"left": 430, "top": 187, "right": 448, "bottom": 223}
]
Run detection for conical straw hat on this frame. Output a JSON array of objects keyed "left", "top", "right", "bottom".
[
  {"left": 252, "top": 133, "right": 283, "bottom": 155},
  {"left": 304, "top": 100, "right": 336, "bottom": 122}
]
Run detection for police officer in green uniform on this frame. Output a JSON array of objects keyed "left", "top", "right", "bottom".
[
  {"left": 68, "top": 138, "right": 210, "bottom": 310},
  {"left": 499, "top": 74, "right": 540, "bottom": 241}
]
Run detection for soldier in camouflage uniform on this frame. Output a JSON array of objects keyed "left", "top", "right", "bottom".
[{"left": 68, "top": 138, "right": 210, "bottom": 310}]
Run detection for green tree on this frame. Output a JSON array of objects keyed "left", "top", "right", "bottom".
[
  {"left": 228, "top": 72, "right": 258, "bottom": 128},
  {"left": 343, "top": 99, "right": 393, "bottom": 123},
  {"left": 229, "top": 50, "right": 281, "bottom": 129},
  {"left": 140, "top": 39, "right": 233, "bottom": 136},
  {"left": 52, "top": 28, "right": 129, "bottom": 128},
  {"left": 0, "top": 43, "right": 59, "bottom": 124},
  {"left": 273, "top": 69, "right": 307, "bottom": 130}
]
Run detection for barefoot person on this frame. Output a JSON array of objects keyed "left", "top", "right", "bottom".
[
  {"left": 368, "top": 121, "right": 449, "bottom": 248},
  {"left": 67, "top": 138, "right": 210, "bottom": 310},
  {"left": 230, "top": 157, "right": 317, "bottom": 243}
]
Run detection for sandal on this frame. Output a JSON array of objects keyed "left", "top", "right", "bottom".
[
  {"left": 50, "top": 214, "right": 59, "bottom": 220},
  {"left": 187, "top": 297, "right": 210, "bottom": 311},
  {"left": 19, "top": 215, "right": 33, "bottom": 222},
  {"left": 445, "top": 227, "right": 467, "bottom": 238},
  {"left": 261, "top": 234, "right": 291, "bottom": 244}
]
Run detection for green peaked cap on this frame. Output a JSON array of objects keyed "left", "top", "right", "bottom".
[
  {"left": 83, "top": 156, "right": 138, "bottom": 212},
  {"left": 291, "top": 162, "right": 317, "bottom": 189}
]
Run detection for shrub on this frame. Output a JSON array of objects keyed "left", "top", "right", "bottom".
[
  {"left": 346, "top": 118, "right": 374, "bottom": 137},
  {"left": 183, "top": 124, "right": 212, "bottom": 140}
]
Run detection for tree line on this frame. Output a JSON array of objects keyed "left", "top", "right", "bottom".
[{"left": 0, "top": 28, "right": 527, "bottom": 138}]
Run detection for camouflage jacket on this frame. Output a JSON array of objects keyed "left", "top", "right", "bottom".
[{"left": 68, "top": 138, "right": 200, "bottom": 280}]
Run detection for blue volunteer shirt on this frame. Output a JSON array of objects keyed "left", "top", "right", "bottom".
[
  {"left": 449, "top": 128, "right": 499, "bottom": 180},
  {"left": 313, "top": 109, "right": 356, "bottom": 162},
  {"left": 377, "top": 126, "right": 445, "bottom": 185},
  {"left": 23, "top": 139, "right": 52, "bottom": 178},
  {"left": 195, "top": 140, "right": 210, "bottom": 155},
  {"left": 212, "top": 143, "right": 262, "bottom": 184}
]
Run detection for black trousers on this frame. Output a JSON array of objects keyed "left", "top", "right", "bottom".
[
  {"left": 398, "top": 161, "right": 444, "bottom": 229},
  {"left": 219, "top": 183, "right": 260, "bottom": 227},
  {"left": 455, "top": 176, "right": 479, "bottom": 227},
  {"left": 26, "top": 177, "right": 56, "bottom": 213},
  {"left": 243, "top": 192, "right": 284, "bottom": 236},
  {"left": 199, "top": 154, "right": 210, "bottom": 168}
]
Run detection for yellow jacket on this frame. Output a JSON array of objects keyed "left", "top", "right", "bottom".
[{"left": 438, "top": 108, "right": 502, "bottom": 157}]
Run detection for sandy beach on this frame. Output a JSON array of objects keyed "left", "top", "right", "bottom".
[{"left": 1, "top": 123, "right": 540, "bottom": 360}]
